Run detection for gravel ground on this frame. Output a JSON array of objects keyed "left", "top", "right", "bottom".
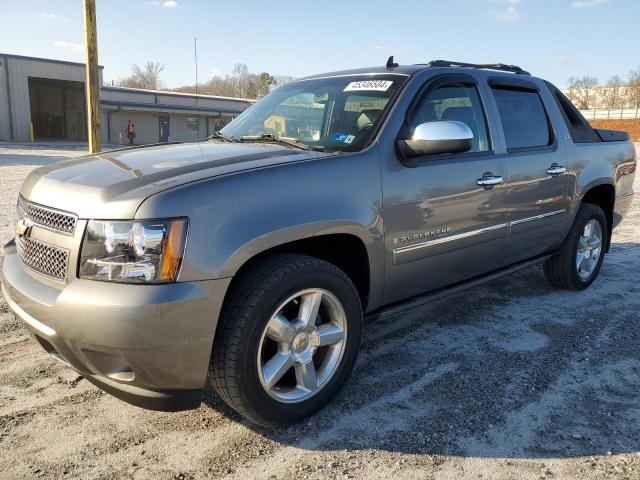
[{"left": 0, "top": 143, "right": 639, "bottom": 480}]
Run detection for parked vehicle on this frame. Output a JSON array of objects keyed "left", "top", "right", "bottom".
[{"left": 2, "top": 60, "right": 636, "bottom": 427}]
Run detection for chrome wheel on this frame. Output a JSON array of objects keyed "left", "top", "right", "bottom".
[
  {"left": 576, "top": 219, "right": 603, "bottom": 280},
  {"left": 257, "top": 288, "right": 347, "bottom": 403}
]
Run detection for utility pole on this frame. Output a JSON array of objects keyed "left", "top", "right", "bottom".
[{"left": 83, "top": 0, "right": 101, "bottom": 153}]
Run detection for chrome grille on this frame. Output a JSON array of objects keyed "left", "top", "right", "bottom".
[
  {"left": 16, "top": 235, "right": 69, "bottom": 281},
  {"left": 17, "top": 196, "right": 77, "bottom": 235}
]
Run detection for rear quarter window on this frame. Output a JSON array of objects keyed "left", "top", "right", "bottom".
[{"left": 492, "top": 88, "right": 551, "bottom": 150}]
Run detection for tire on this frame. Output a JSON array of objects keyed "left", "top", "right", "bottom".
[
  {"left": 544, "top": 203, "right": 608, "bottom": 290},
  {"left": 209, "top": 254, "right": 363, "bottom": 427}
]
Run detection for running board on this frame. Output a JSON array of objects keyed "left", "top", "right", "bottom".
[{"left": 365, "top": 254, "right": 551, "bottom": 323}]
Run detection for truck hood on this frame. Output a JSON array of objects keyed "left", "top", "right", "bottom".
[{"left": 20, "top": 142, "right": 315, "bottom": 219}]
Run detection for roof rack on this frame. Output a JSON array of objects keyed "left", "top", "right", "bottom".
[{"left": 426, "top": 60, "right": 531, "bottom": 76}]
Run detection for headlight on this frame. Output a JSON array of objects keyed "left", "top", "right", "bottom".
[{"left": 79, "top": 218, "right": 188, "bottom": 283}]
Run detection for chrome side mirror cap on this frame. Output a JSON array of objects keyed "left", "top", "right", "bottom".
[{"left": 397, "top": 120, "right": 473, "bottom": 158}]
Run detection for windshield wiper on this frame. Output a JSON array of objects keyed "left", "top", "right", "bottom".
[
  {"left": 238, "top": 133, "right": 324, "bottom": 151},
  {"left": 205, "top": 131, "right": 237, "bottom": 143}
]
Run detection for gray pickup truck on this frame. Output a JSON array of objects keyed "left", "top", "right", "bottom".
[{"left": 1, "top": 60, "right": 636, "bottom": 427}]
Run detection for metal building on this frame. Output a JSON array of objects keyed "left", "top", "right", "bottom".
[{"left": 0, "top": 53, "right": 253, "bottom": 145}]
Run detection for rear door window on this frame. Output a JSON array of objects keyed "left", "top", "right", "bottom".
[{"left": 492, "top": 88, "right": 551, "bottom": 150}]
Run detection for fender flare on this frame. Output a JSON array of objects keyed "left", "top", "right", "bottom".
[{"left": 217, "top": 220, "right": 383, "bottom": 307}]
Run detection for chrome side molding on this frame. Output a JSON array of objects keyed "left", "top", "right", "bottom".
[
  {"left": 508, "top": 209, "right": 566, "bottom": 227},
  {"left": 394, "top": 209, "right": 566, "bottom": 255},
  {"left": 394, "top": 223, "right": 507, "bottom": 254}
]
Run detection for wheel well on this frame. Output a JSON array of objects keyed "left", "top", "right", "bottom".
[
  {"left": 581, "top": 184, "right": 614, "bottom": 250},
  {"left": 230, "top": 234, "right": 371, "bottom": 308}
]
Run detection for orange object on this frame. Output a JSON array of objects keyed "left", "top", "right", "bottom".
[{"left": 159, "top": 219, "right": 188, "bottom": 281}]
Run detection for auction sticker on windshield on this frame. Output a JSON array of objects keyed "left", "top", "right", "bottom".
[{"left": 344, "top": 80, "right": 393, "bottom": 92}]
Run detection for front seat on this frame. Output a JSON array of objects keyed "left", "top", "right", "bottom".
[{"left": 356, "top": 109, "right": 383, "bottom": 131}]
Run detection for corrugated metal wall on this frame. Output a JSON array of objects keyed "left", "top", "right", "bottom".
[
  {"left": 102, "top": 86, "right": 252, "bottom": 115},
  {"left": 104, "top": 110, "right": 220, "bottom": 145},
  {"left": 105, "top": 110, "right": 159, "bottom": 145},
  {"left": 0, "top": 57, "right": 11, "bottom": 140},
  {"left": 101, "top": 86, "right": 249, "bottom": 144},
  {"left": 0, "top": 54, "right": 251, "bottom": 143},
  {"left": 101, "top": 88, "right": 153, "bottom": 103},
  {"left": 169, "top": 113, "right": 207, "bottom": 143},
  {"left": 0, "top": 55, "right": 103, "bottom": 141}
]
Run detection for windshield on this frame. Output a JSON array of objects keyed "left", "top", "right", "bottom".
[{"left": 220, "top": 75, "right": 407, "bottom": 152}]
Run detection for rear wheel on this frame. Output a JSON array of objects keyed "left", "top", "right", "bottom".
[
  {"left": 209, "top": 254, "right": 362, "bottom": 427},
  {"left": 544, "top": 203, "right": 607, "bottom": 290}
]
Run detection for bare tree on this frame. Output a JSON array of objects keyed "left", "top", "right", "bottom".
[
  {"left": 207, "top": 77, "right": 237, "bottom": 97},
  {"left": 627, "top": 67, "right": 640, "bottom": 109},
  {"left": 173, "top": 64, "right": 293, "bottom": 99},
  {"left": 600, "top": 75, "right": 625, "bottom": 109},
  {"left": 567, "top": 76, "right": 599, "bottom": 109},
  {"left": 118, "top": 61, "right": 165, "bottom": 90},
  {"left": 229, "top": 63, "right": 250, "bottom": 98}
]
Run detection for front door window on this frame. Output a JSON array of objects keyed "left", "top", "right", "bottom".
[{"left": 411, "top": 84, "right": 491, "bottom": 152}]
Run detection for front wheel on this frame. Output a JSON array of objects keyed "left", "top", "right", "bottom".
[
  {"left": 544, "top": 203, "right": 608, "bottom": 290},
  {"left": 209, "top": 254, "right": 362, "bottom": 427}
]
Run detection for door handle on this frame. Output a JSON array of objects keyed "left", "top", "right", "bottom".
[
  {"left": 476, "top": 175, "right": 504, "bottom": 187},
  {"left": 546, "top": 165, "right": 566, "bottom": 176}
]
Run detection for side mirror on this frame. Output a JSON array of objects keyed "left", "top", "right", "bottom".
[{"left": 397, "top": 120, "right": 473, "bottom": 158}]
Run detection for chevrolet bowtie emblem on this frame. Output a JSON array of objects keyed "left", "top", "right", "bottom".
[{"left": 15, "top": 218, "right": 34, "bottom": 238}]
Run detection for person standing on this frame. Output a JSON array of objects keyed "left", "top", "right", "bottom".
[{"left": 127, "top": 120, "right": 136, "bottom": 145}]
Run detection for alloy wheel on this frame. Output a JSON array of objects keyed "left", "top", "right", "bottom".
[
  {"left": 257, "top": 288, "right": 347, "bottom": 403},
  {"left": 576, "top": 219, "right": 603, "bottom": 280}
]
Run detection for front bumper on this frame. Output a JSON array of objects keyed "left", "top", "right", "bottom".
[{"left": 1, "top": 243, "right": 231, "bottom": 411}]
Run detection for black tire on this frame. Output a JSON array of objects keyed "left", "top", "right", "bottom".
[
  {"left": 209, "top": 254, "right": 362, "bottom": 427},
  {"left": 544, "top": 203, "right": 608, "bottom": 290}
]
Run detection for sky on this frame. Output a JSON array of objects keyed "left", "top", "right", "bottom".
[{"left": 0, "top": 0, "right": 638, "bottom": 89}]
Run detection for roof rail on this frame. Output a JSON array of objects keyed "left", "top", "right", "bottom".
[{"left": 426, "top": 60, "right": 531, "bottom": 76}]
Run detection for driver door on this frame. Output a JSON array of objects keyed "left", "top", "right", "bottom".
[{"left": 381, "top": 74, "right": 509, "bottom": 304}]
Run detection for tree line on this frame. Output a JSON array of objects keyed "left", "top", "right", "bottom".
[
  {"left": 567, "top": 66, "right": 640, "bottom": 110},
  {"left": 116, "top": 61, "right": 293, "bottom": 99},
  {"left": 115, "top": 61, "right": 640, "bottom": 109}
]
